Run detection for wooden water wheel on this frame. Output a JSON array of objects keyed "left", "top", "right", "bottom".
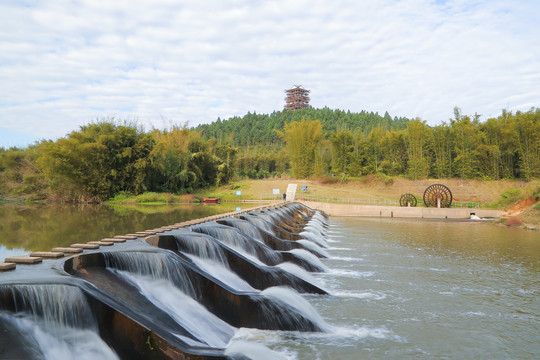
[
  {"left": 399, "top": 193, "right": 417, "bottom": 207},
  {"left": 423, "top": 184, "right": 452, "bottom": 208}
]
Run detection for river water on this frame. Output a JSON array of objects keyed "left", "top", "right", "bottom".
[
  {"left": 1, "top": 205, "right": 539, "bottom": 359},
  {"left": 0, "top": 202, "right": 253, "bottom": 260},
  {"left": 234, "top": 217, "right": 539, "bottom": 359}
]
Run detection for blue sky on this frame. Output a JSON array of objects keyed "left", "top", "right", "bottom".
[{"left": 1, "top": 0, "right": 539, "bottom": 148}]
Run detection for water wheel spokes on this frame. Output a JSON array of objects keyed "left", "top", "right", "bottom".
[
  {"left": 423, "top": 184, "right": 452, "bottom": 208},
  {"left": 399, "top": 193, "right": 417, "bottom": 207}
]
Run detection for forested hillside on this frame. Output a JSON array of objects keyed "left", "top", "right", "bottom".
[
  {"left": 196, "top": 107, "right": 410, "bottom": 146},
  {"left": 0, "top": 107, "right": 538, "bottom": 203}
]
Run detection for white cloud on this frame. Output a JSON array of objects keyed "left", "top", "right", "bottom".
[{"left": 0, "top": 0, "right": 539, "bottom": 146}]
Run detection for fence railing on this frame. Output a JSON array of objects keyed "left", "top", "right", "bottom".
[{"left": 261, "top": 194, "right": 480, "bottom": 208}]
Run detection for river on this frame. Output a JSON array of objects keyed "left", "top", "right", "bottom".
[
  {"left": 1, "top": 204, "right": 539, "bottom": 359},
  {"left": 0, "top": 202, "right": 252, "bottom": 260},
  {"left": 241, "top": 217, "right": 539, "bottom": 359}
]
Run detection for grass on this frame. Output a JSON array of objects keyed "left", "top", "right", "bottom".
[
  {"left": 203, "top": 177, "right": 537, "bottom": 206},
  {"left": 106, "top": 192, "right": 195, "bottom": 205},
  {"left": 486, "top": 188, "right": 523, "bottom": 208},
  {"left": 102, "top": 178, "right": 540, "bottom": 227}
]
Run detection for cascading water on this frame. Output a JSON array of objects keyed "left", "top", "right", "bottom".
[
  {"left": 171, "top": 231, "right": 229, "bottom": 263},
  {"left": 297, "top": 239, "right": 330, "bottom": 258},
  {"left": 166, "top": 232, "right": 257, "bottom": 291},
  {"left": 259, "top": 287, "right": 331, "bottom": 332},
  {"left": 276, "top": 262, "right": 326, "bottom": 291},
  {"left": 185, "top": 255, "right": 257, "bottom": 292},
  {"left": 114, "top": 270, "right": 236, "bottom": 348},
  {"left": 216, "top": 217, "right": 267, "bottom": 243},
  {"left": 238, "top": 214, "right": 276, "bottom": 234},
  {"left": 1, "top": 203, "right": 338, "bottom": 359},
  {"left": 286, "top": 248, "right": 328, "bottom": 272},
  {"left": 103, "top": 251, "right": 196, "bottom": 296},
  {"left": 300, "top": 230, "right": 329, "bottom": 248},
  {"left": 0, "top": 285, "right": 118, "bottom": 360},
  {"left": 170, "top": 229, "right": 328, "bottom": 293},
  {"left": 192, "top": 223, "right": 282, "bottom": 265}
]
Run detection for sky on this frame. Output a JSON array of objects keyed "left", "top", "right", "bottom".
[{"left": 1, "top": 0, "right": 539, "bottom": 148}]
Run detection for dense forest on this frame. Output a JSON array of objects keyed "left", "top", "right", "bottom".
[
  {"left": 196, "top": 107, "right": 410, "bottom": 146},
  {"left": 200, "top": 107, "right": 540, "bottom": 181},
  {"left": 0, "top": 107, "right": 538, "bottom": 202}
]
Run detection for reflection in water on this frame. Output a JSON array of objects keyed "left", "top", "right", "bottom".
[{"left": 0, "top": 202, "right": 259, "bottom": 257}]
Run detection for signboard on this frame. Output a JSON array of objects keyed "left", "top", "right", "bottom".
[
  {"left": 272, "top": 189, "right": 280, "bottom": 195},
  {"left": 302, "top": 186, "right": 308, "bottom": 191},
  {"left": 236, "top": 190, "right": 242, "bottom": 196}
]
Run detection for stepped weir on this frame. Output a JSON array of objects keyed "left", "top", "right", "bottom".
[{"left": 0, "top": 202, "right": 332, "bottom": 359}]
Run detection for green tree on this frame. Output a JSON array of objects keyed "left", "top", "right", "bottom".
[
  {"left": 37, "top": 121, "right": 154, "bottom": 201},
  {"left": 364, "top": 127, "right": 385, "bottom": 174},
  {"left": 513, "top": 108, "right": 540, "bottom": 179},
  {"left": 330, "top": 130, "right": 354, "bottom": 174},
  {"left": 450, "top": 108, "right": 483, "bottom": 179},
  {"left": 430, "top": 123, "right": 452, "bottom": 178},
  {"left": 406, "top": 118, "right": 430, "bottom": 179},
  {"left": 276, "top": 117, "right": 324, "bottom": 178}
]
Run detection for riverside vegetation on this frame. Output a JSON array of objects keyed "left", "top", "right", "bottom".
[{"left": 1, "top": 107, "right": 539, "bottom": 212}]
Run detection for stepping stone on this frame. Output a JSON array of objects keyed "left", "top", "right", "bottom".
[
  {"left": 101, "top": 238, "right": 126, "bottom": 243},
  {"left": 124, "top": 234, "right": 142, "bottom": 237},
  {"left": 70, "top": 243, "right": 99, "bottom": 249},
  {"left": 4, "top": 256, "right": 42, "bottom": 264},
  {"left": 52, "top": 247, "right": 83, "bottom": 254},
  {"left": 88, "top": 241, "right": 114, "bottom": 246},
  {"left": 0, "top": 262, "right": 16, "bottom": 271},
  {"left": 30, "top": 251, "right": 64, "bottom": 258},
  {"left": 113, "top": 235, "right": 137, "bottom": 240}
]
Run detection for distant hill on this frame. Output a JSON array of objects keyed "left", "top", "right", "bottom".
[{"left": 195, "top": 107, "right": 410, "bottom": 146}]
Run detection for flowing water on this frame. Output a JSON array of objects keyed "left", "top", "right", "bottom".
[
  {"left": 232, "top": 217, "right": 540, "bottom": 359},
  {"left": 1, "top": 203, "right": 539, "bottom": 359}
]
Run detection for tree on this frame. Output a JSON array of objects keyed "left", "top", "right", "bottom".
[
  {"left": 450, "top": 107, "right": 483, "bottom": 179},
  {"left": 330, "top": 130, "right": 354, "bottom": 174},
  {"left": 513, "top": 108, "right": 540, "bottom": 179},
  {"left": 430, "top": 123, "right": 452, "bottom": 178},
  {"left": 276, "top": 117, "right": 324, "bottom": 178},
  {"left": 406, "top": 118, "right": 430, "bottom": 179},
  {"left": 37, "top": 121, "right": 154, "bottom": 201}
]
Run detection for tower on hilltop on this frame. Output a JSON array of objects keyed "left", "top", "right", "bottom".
[{"left": 284, "top": 85, "right": 310, "bottom": 110}]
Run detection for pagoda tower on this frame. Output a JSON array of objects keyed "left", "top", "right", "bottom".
[{"left": 284, "top": 85, "right": 310, "bottom": 110}]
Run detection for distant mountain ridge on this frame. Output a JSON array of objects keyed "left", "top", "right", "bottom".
[{"left": 195, "top": 107, "right": 410, "bottom": 146}]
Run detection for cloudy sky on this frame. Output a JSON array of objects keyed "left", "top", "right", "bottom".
[{"left": 1, "top": 0, "right": 539, "bottom": 148}]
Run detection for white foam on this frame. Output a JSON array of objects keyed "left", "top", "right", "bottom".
[
  {"left": 297, "top": 240, "right": 329, "bottom": 258},
  {"left": 326, "top": 269, "right": 375, "bottom": 278},
  {"left": 277, "top": 262, "right": 326, "bottom": 290},
  {"left": 288, "top": 248, "right": 328, "bottom": 271},
  {"left": 0, "top": 313, "right": 119, "bottom": 360},
  {"left": 225, "top": 340, "right": 295, "bottom": 360},
  {"left": 261, "top": 287, "right": 331, "bottom": 332},
  {"left": 333, "top": 291, "right": 386, "bottom": 300},
  {"left": 330, "top": 256, "right": 364, "bottom": 262}
]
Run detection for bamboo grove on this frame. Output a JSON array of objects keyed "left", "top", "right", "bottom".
[{"left": 0, "top": 107, "right": 538, "bottom": 202}]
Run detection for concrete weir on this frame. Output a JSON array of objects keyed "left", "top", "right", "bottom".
[
  {"left": 0, "top": 202, "right": 331, "bottom": 359},
  {"left": 300, "top": 200, "right": 503, "bottom": 219}
]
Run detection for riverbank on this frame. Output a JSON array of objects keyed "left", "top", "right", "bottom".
[
  {"left": 195, "top": 177, "right": 539, "bottom": 225},
  {"left": 3, "top": 177, "right": 539, "bottom": 226}
]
